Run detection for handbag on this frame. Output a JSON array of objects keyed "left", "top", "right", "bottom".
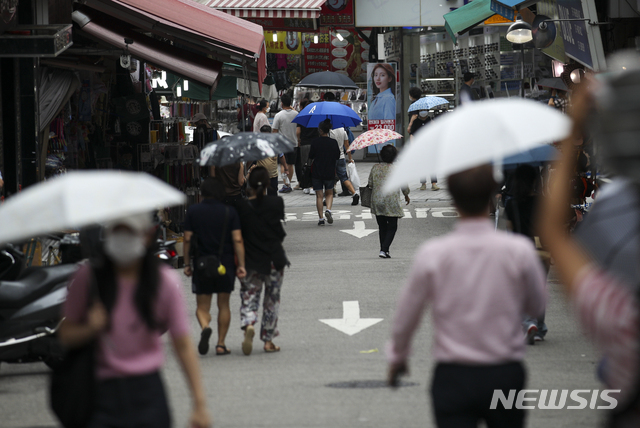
[
  {"left": 194, "top": 207, "right": 229, "bottom": 280},
  {"left": 300, "top": 159, "right": 313, "bottom": 189},
  {"left": 360, "top": 185, "right": 372, "bottom": 208},
  {"left": 50, "top": 270, "right": 98, "bottom": 428}
]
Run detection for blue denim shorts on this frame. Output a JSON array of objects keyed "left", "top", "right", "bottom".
[
  {"left": 335, "top": 158, "right": 349, "bottom": 182},
  {"left": 312, "top": 178, "right": 335, "bottom": 191}
]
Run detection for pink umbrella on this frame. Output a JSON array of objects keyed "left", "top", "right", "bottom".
[{"left": 349, "top": 129, "right": 403, "bottom": 151}]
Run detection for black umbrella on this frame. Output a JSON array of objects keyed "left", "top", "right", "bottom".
[
  {"left": 298, "top": 71, "right": 358, "bottom": 89},
  {"left": 197, "top": 132, "right": 296, "bottom": 167},
  {"left": 537, "top": 77, "right": 570, "bottom": 92}
]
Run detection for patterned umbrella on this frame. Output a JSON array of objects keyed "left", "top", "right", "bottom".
[
  {"left": 407, "top": 96, "right": 451, "bottom": 113},
  {"left": 198, "top": 132, "right": 296, "bottom": 167},
  {"left": 349, "top": 129, "right": 404, "bottom": 151}
]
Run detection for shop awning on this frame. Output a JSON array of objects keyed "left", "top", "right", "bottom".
[
  {"left": 203, "top": 0, "right": 326, "bottom": 19},
  {"left": 81, "top": 0, "right": 267, "bottom": 89},
  {"left": 167, "top": 73, "right": 238, "bottom": 100},
  {"left": 444, "top": 0, "right": 496, "bottom": 43},
  {"left": 73, "top": 9, "right": 223, "bottom": 89}
]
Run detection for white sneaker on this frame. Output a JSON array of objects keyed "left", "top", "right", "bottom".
[
  {"left": 309, "top": 189, "right": 316, "bottom": 195},
  {"left": 303, "top": 188, "right": 310, "bottom": 194}
]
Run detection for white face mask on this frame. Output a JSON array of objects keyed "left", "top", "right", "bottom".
[
  {"left": 419, "top": 111, "right": 429, "bottom": 118},
  {"left": 104, "top": 231, "right": 147, "bottom": 266}
]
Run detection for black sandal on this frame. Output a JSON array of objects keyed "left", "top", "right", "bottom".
[{"left": 216, "top": 345, "right": 231, "bottom": 355}]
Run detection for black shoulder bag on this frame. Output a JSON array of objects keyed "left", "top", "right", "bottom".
[
  {"left": 50, "top": 268, "right": 98, "bottom": 428},
  {"left": 194, "top": 207, "right": 229, "bottom": 280}
]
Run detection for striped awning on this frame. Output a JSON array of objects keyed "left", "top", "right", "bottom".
[{"left": 206, "top": 0, "right": 326, "bottom": 19}]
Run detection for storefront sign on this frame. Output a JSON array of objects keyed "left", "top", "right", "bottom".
[
  {"left": 249, "top": 18, "right": 316, "bottom": 32},
  {"left": 304, "top": 32, "right": 331, "bottom": 73},
  {"left": 265, "top": 31, "right": 302, "bottom": 55},
  {"left": 320, "top": 0, "right": 355, "bottom": 26},
  {"left": 379, "top": 30, "right": 401, "bottom": 60},
  {"left": 367, "top": 63, "right": 398, "bottom": 151},
  {"left": 330, "top": 29, "right": 370, "bottom": 82},
  {"left": 489, "top": 0, "right": 515, "bottom": 20},
  {"left": 556, "top": 0, "right": 593, "bottom": 67}
]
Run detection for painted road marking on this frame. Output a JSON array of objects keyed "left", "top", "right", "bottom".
[
  {"left": 319, "top": 301, "right": 384, "bottom": 336},
  {"left": 285, "top": 208, "right": 458, "bottom": 221},
  {"left": 340, "top": 221, "right": 377, "bottom": 239}
]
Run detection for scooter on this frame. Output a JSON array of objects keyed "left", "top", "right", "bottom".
[{"left": 0, "top": 244, "right": 78, "bottom": 368}]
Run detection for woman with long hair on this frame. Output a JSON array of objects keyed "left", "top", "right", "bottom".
[
  {"left": 369, "top": 63, "right": 396, "bottom": 121},
  {"left": 235, "top": 166, "right": 289, "bottom": 355},
  {"left": 59, "top": 213, "right": 211, "bottom": 428},
  {"left": 368, "top": 145, "right": 410, "bottom": 258}
]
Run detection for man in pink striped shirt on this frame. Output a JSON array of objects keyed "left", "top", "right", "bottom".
[{"left": 387, "top": 164, "right": 546, "bottom": 428}]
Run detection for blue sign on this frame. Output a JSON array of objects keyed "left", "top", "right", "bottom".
[
  {"left": 555, "top": 0, "right": 593, "bottom": 68},
  {"left": 490, "top": 0, "right": 515, "bottom": 19}
]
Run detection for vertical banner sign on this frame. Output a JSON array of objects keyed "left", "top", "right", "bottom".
[
  {"left": 330, "top": 29, "right": 371, "bottom": 82},
  {"left": 304, "top": 32, "right": 331, "bottom": 73},
  {"left": 556, "top": 0, "right": 595, "bottom": 69},
  {"left": 367, "top": 63, "right": 398, "bottom": 152},
  {"left": 320, "top": 0, "right": 355, "bottom": 26}
]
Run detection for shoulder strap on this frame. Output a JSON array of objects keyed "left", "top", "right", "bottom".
[{"left": 218, "top": 206, "right": 229, "bottom": 258}]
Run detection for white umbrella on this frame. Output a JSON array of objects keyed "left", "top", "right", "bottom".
[
  {"left": 383, "top": 98, "right": 572, "bottom": 193},
  {"left": 0, "top": 171, "right": 186, "bottom": 245}
]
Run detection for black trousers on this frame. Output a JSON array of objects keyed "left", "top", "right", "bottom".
[
  {"left": 431, "top": 362, "right": 526, "bottom": 428},
  {"left": 89, "top": 371, "right": 171, "bottom": 428},
  {"left": 375, "top": 215, "right": 398, "bottom": 252},
  {"left": 268, "top": 177, "right": 278, "bottom": 195}
]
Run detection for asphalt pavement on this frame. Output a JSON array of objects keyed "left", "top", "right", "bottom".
[{"left": 0, "top": 161, "right": 607, "bottom": 428}]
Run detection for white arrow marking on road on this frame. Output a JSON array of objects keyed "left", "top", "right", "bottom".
[
  {"left": 340, "top": 221, "right": 377, "bottom": 238},
  {"left": 320, "top": 301, "right": 383, "bottom": 336}
]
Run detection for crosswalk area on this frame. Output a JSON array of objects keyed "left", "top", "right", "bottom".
[{"left": 285, "top": 207, "right": 461, "bottom": 222}]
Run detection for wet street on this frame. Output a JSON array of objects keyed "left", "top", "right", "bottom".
[{"left": 1, "top": 165, "right": 605, "bottom": 428}]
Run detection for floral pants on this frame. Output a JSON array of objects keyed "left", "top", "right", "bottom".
[{"left": 240, "top": 268, "right": 283, "bottom": 342}]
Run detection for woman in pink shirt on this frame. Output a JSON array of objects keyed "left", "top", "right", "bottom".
[{"left": 59, "top": 213, "right": 211, "bottom": 428}]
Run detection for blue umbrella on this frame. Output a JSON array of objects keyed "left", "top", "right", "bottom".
[
  {"left": 407, "top": 96, "right": 451, "bottom": 113},
  {"left": 502, "top": 144, "right": 559, "bottom": 169},
  {"left": 292, "top": 102, "right": 362, "bottom": 129}
]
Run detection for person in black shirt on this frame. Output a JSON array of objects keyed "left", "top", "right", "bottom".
[
  {"left": 235, "top": 167, "right": 289, "bottom": 355},
  {"left": 410, "top": 110, "right": 440, "bottom": 191},
  {"left": 309, "top": 119, "right": 341, "bottom": 226},
  {"left": 183, "top": 178, "right": 246, "bottom": 356}
]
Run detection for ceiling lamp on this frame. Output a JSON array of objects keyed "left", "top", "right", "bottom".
[{"left": 506, "top": 14, "right": 533, "bottom": 44}]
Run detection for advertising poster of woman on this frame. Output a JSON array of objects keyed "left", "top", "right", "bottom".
[{"left": 367, "top": 63, "right": 397, "bottom": 153}]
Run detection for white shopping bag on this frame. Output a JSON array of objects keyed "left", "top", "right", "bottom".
[{"left": 346, "top": 162, "right": 361, "bottom": 189}]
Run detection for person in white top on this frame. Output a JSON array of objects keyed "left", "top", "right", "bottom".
[
  {"left": 252, "top": 100, "right": 270, "bottom": 133},
  {"left": 272, "top": 94, "right": 298, "bottom": 193}
]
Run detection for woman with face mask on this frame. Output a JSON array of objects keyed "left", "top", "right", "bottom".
[{"left": 59, "top": 213, "right": 211, "bottom": 428}]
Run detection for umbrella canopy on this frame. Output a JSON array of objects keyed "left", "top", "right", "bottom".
[
  {"left": 444, "top": 0, "right": 495, "bottom": 44},
  {"left": 349, "top": 129, "right": 403, "bottom": 151},
  {"left": 383, "top": 98, "right": 572, "bottom": 193},
  {"left": 502, "top": 144, "right": 559, "bottom": 169},
  {"left": 537, "top": 78, "right": 570, "bottom": 92},
  {"left": 0, "top": 171, "right": 185, "bottom": 245},
  {"left": 298, "top": 71, "right": 358, "bottom": 89},
  {"left": 291, "top": 102, "right": 362, "bottom": 129},
  {"left": 198, "top": 132, "right": 296, "bottom": 167},
  {"left": 408, "top": 96, "right": 451, "bottom": 113}
]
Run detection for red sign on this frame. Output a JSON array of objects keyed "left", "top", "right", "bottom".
[
  {"left": 304, "top": 32, "right": 331, "bottom": 74},
  {"left": 368, "top": 119, "right": 396, "bottom": 131},
  {"left": 320, "top": 0, "right": 354, "bottom": 26}
]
